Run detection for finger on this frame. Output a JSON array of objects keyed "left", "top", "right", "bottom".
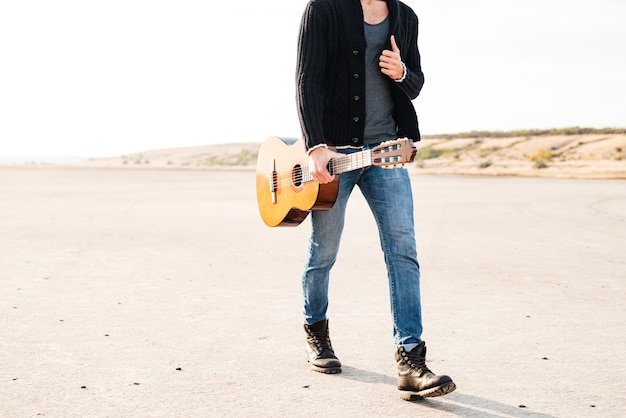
[
  {"left": 390, "top": 35, "right": 400, "bottom": 54},
  {"left": 318, "top": 165, "right": 335, "bottom": 184},
  {"left": 315, "top": 168, "right": 328, "bottom": 183},
  {"left": 379, "top": 63, "right": 394, "bottom": 75},
  {"left": 309, "top": 164, "right": 331, "bottom": 184},
  {"left": 379, "top": 56, "right": 398, "bottom": 69},
  {"left": 380, "top": 52, "right": 399, "bottom": 67},
  {"left": 315, "top": 173, "right": 333, "bottom": 184},
  {"left": 380, "top": 50, "right": 398, "bottom": 60}
]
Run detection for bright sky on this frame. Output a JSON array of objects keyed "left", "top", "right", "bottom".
[{"left": 1, "top": 0, "right": 625, "bottom": 158}]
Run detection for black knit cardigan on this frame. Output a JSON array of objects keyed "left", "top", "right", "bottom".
[{"left": 296, "top": 0, "right": 425, "bottom": 151}]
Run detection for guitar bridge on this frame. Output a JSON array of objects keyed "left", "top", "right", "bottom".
[{"left": 270, "top": 158, "right": 277, "bottom": 204}]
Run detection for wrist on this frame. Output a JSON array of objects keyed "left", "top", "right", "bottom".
[
  {"left": 395, "top": 62, "right": 407, "bottom": 83},
  {"left": 307, "top": 143, "right": 328, "bottom": 156}
]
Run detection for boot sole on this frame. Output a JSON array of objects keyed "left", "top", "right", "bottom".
[
  {"left": 399, "top": 381, "right": 456, "bottom": 400},
  {"left": 307, "top": 359, "right": 342, "bottom": 374},
  {"left": 310, "top": 365, "right": 342, "bottom": 374}
]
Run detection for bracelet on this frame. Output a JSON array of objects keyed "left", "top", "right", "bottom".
[
  {"left": 395, "top": 62, "right": 407, "bottom": 83},
  {"left": 307, "top": 143, "right": 328, "bottom": 155}
]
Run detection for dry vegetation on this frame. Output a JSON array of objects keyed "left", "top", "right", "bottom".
[
  {"left": 85, "top": 128, "right": 626, "bottom": 179},
  {"left": 415, "top": 127, "right": 626, "bottom": 178}
]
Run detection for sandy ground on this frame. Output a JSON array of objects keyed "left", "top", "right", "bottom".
[{"left": 1, "top": 167, "right": 625, "bottom": 417}]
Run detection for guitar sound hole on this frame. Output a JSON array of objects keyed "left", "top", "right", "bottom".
[{"left": 292, "top": 165, "right": 303, "bottom": 187}]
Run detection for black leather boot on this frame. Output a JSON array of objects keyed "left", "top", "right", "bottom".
[
  {"left": 396, "top": 342, "right": 456, "bottom": 399},
  {"left": 304, "top": 319, "right": 341, "bottom": 374}
]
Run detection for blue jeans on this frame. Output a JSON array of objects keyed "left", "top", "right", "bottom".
[{"left": 301, "top": 150, "right": 423, "bottom": 347}]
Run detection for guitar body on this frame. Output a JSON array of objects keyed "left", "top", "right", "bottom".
[
  {"left": 256, "top": 136, "right": 339, "bottom": 227},
  {"left": 256, "top": 135, "right": 415, "bottom": 227}
]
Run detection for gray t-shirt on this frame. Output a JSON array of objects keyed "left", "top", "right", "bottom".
[{"left": 363, "top": 17, "right": 397, "bottom": 145}]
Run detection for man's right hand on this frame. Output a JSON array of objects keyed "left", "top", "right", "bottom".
[{"left": 308, "top": 146, "right": 341, "bottom": 184}]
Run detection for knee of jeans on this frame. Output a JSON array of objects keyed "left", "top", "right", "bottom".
[
  {"left": 307, "top": 244, "right": 339, "bottom": 267},
  {"left": 384, "top": 232, "right": 417, "bottom": 254}
]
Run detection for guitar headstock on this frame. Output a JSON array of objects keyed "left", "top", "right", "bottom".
[{"left": 371, "top": 138, "right": 417, "bottom": 168}]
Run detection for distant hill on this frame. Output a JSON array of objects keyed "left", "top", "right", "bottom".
[
  {"left": 415, "top": 132, "right": 625, "bottom": 178},
  {"left": 422, "top": 126, "right": 626, "bottom": 140},
  {"left": 82, "top": 128, "right": 626, "bottom": 179},
  {"left": 0, "top": 156, "right": 88, "bottom": 165}
]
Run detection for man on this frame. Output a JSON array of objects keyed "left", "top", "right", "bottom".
[{"left": 295, "top": 0, "right": 455, "bottom": 399}]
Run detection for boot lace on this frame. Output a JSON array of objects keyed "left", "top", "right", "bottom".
[
  {"left": 306, "top": 327, "right": 332, "bottom": 352},
  {"left": 401, "top": 348, "right": 433, "bottom": 374}
]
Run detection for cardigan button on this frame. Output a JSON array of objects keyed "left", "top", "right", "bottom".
[
  {"left": 352, "top": 117, "right": 360, "bottom": 123},
  {"left": 354, "top": 95, "right": 360, "bottom": 101},
  {"left": 352, "top": 137, "right": 359, "bottom": 143},
  {"left": 353, "top": 73, "right": 359, "bottom": 79},
  {"left": 352, "top": 50, "right": 359, "bottom": 55}
]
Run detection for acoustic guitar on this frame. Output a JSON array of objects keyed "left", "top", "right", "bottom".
[{"left": 255, "top": 136, "right": 416, "bottom": 227}]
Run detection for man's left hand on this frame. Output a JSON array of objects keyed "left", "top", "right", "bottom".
[{"left": 379, "top": 35, "right": 405, "bottom": 81}]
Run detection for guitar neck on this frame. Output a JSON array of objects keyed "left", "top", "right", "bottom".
[{"left": 302, "top": 149, "right": 372, "bottom": 182}]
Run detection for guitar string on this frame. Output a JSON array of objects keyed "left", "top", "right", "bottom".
[
  {"left": 270, "top": 153, "right": 368, "bottom": 184},
  {"left": 268, "top": 137, "right": 411, "bottom": 184},
  {"left": 270, "top": 151, "right": 406, "bottom": 184}
]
